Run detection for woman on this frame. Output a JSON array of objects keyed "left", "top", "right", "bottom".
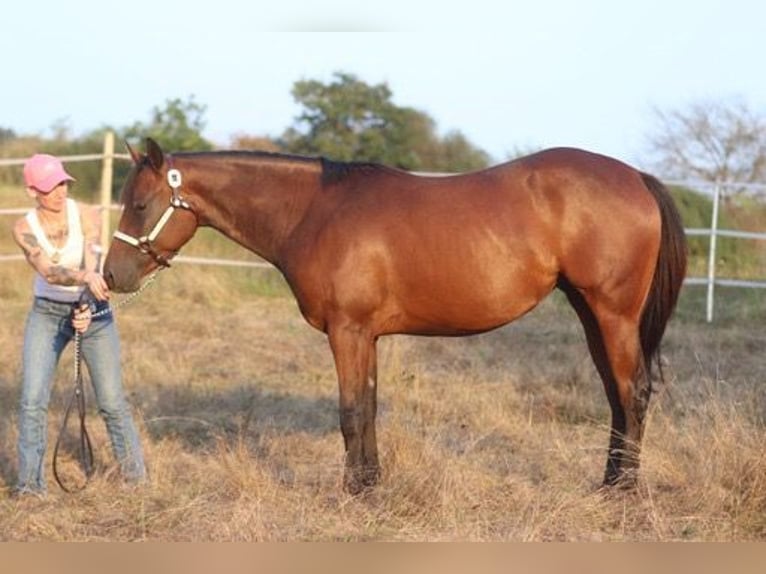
[{"left": 11, "top": 153, "right": 145, "bottom": 495}]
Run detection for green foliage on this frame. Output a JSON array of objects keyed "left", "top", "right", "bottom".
[
  {"left": 109, "top": 96, "right": 213, "bottom": 200},
  {"left": 430, "top": 130, "right": 493, "bottom": 172},
  {"left": 282, "top": 72, "right": 394, "bottom": 162},
  {"left": 0, "top": 127, "right": 16, "bottom": 143},
  {"left": 281, "top": 72, "right": 490, "bottom": 172},
  {"left": 0, "top": 129, "right": 106, "bottom": 201},
  {"left": 670, "top": 186, "right": 726, "bottom": 276},
  {"left": 670, "top": 185, "right": 764, "bottom": 279},
  {"left": 54, "top": 129, "right": 112, "bottom": 202},
  {"left": 1, "top": 96, "right": 214, "bottom": 200},
  {"left": 675, "top": 284, "right": 766, "bottom": 325},
  {"left": 122, "top": 96, "right": 214, "bottom": 153}
]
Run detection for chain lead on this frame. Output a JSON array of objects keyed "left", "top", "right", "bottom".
[{"left": 92, "top": 270, "right": 162, "bottom": 318}]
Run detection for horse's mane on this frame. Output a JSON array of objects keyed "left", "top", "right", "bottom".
[
  {"left": 172, "top": 150, "right": 405, "bottom": 186},
  {"left": 320, "top": 157, "right": 408, "bottom": 186},
  {"left": 174, "top": 149, "right": 317, "bottom": 166}
]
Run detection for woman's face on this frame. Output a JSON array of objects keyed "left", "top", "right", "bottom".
[{"left": 34, "top": 181, "right": 68, "bottom": 212}]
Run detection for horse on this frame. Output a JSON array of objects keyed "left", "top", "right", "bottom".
[{"left": 104, "top": 137, "right": 687, "bottom": 494}]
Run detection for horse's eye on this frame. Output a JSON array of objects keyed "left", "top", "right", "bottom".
[{"left": 134, "top": 202, "right": 147, "bottom": 212}]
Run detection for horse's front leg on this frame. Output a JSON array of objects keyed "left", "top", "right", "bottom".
[
  {"left": 362, "top": 337, "right": 380, "bottom": 483},
  {"left": 328, "top": 323, "right": 380, "bottom": 494}
]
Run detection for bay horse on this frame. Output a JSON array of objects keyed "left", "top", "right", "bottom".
[{"left": 104, "top": 138, "right": 687, "bottom": 493}]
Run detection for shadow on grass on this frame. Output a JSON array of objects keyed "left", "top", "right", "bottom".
[
  {"left": 135, "top": 382, "right": 339, "bottom": 452},
  {"left": 0, "top": 374, "right": 340, "bottom": 489}
]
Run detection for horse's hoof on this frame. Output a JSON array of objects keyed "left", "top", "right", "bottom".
[
  {"left": 343, "top": 466, "right": 380, "bottom": 495},
  {"left": 600, "top": 471, "right": 639, "bottom": 494}
]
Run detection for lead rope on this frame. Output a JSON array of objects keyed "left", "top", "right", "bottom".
[
  {"left": 52, "top": 328, "right": 94, "bottom": 493},
  {"left": 52, "top": 270, "right": 161, "bottom": 493}
]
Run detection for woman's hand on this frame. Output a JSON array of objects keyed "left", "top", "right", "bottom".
[
  {"left": 72, "top": 304, "right": 92, "bottom": 334},
  {"left": 83, "top": 270, "right": 110, "bottom": 301}
]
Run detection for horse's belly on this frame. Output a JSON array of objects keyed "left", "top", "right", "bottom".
[
  {"left": 291, "top": 222, "right": 558, "bottom": 336},
  {"left": 388, "top": 264, "right": 556, "bottom": 335}
]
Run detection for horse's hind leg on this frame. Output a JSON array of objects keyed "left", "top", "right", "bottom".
[
  {"left": 560, "top": 281, "right": 649, "bottom": 487},
  {"left": 590, "top": 307, "right": 650, "bottom": 487},
  {"left": 328, "top": 323, "right": 380, "bottom": 494}
]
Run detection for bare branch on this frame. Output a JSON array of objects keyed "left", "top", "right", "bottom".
[{"left": 645, "top": 98, "right": 766, "bottom": 186}]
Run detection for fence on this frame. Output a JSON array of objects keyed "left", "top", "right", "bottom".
[
  {"left": 670, "top": 179, "right": 766, "bottom": 322},
  {"left": 0, "top": 132, "right": 270, "bottom": 271},
  {"left": 2, "top": 132, "right": 765, "bottom": 322}
]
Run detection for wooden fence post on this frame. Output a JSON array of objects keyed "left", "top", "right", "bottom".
[{"left": 99, "top": 131, "right": 115, "bottom": 262}]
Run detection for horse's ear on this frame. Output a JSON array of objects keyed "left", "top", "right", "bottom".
[
  {"left": 145, "top": 137, "right": 165, "bottom": 172},
  {"left": 125, "top": 140, "right": 142, "bottom": 164}
]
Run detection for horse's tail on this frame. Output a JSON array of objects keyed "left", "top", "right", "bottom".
[{"left": 638, "top": 172, "right": 688, "bottom": 380}]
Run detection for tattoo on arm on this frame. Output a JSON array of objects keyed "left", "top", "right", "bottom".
[
  {"left": 20, "top": 233, "right": 42, "bottom": 259},
  {"left": 22, "top": 232, "right": 39, "bottom": 248}
]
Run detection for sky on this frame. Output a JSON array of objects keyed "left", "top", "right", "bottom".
[{"left": 2, "top": 0, "right": 765, "bottom": 168}]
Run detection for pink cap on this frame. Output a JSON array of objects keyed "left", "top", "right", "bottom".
[{"left": 23, "top": 154, "right": 75, "bottom": 193}]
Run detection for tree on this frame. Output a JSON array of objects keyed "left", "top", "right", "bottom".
[
  {"left": 50, "top": 127, "right": 113, "bottom": 200},
  {"left": 228, "top": 133, "right": 282, "bottom": 153},
  {"left": 0, "top": 126, "right": 16, "bottom": 143},
  {"left": 281, "top": 72, "right": 490, "bottom": 172},
  {"left": 432, "top": 131, "right": 493, "bottom": 173},
  {"left": 0, "top": 98, "right": 214, "bottom": 197},
  {"left": 123, "top": 96, "right": 213, "bottom": 152},
  {"left": 646, "top": 98, "right": 766, "bottom": 184},
  {"left": 281, "top": 72, "right": 401, "bottom": 163}
]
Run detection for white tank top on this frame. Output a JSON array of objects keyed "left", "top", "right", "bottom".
[{"left": 25, "top": 198, "right": 85, "bottom": 303}]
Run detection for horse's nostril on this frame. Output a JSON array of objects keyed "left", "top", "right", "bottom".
[{"left": 104, "top": 270, "right": 115, "bottom": 290}]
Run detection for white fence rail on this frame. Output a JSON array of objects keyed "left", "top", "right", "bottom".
[
  {"left": 665, "top": 179, "right": 766, "bottom": 322},
  {"left": 2, "top": 133, "right": 765, "bottom": 322}
]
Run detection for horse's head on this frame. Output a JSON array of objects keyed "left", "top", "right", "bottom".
[{"left": 104, "top": 138, "right": 198, "bottom": 292}]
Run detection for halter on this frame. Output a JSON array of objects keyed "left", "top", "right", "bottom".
[{"left": 112, "top": 159, "right": 193, "bottom": 267}]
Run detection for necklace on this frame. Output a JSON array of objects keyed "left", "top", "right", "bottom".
[{"left": 36, "top": 208, "right": 68, "bottom": 263}]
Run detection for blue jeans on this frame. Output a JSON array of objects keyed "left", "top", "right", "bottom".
[{"left": 17, "top": 297, "right": 146, "bottom": 494}]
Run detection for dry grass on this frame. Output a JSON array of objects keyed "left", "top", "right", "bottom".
[{"left": 0, "top": 261, "right": 764, "bottom": 541}]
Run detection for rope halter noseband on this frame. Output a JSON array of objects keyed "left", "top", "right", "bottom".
[{"left": 112, "top": 161, "right": 193, "bottom": 267}]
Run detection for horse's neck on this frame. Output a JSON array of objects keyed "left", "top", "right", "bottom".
[{"left": 188, "top": 158, "right": 321, "bottom": 265}]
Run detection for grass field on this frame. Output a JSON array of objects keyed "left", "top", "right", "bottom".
[
  {"left": 0, "top": 255, "right": 764, "bottom": 541},
  {"left": 0, "top": 182, "right": 764, "bottom": 541}
]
